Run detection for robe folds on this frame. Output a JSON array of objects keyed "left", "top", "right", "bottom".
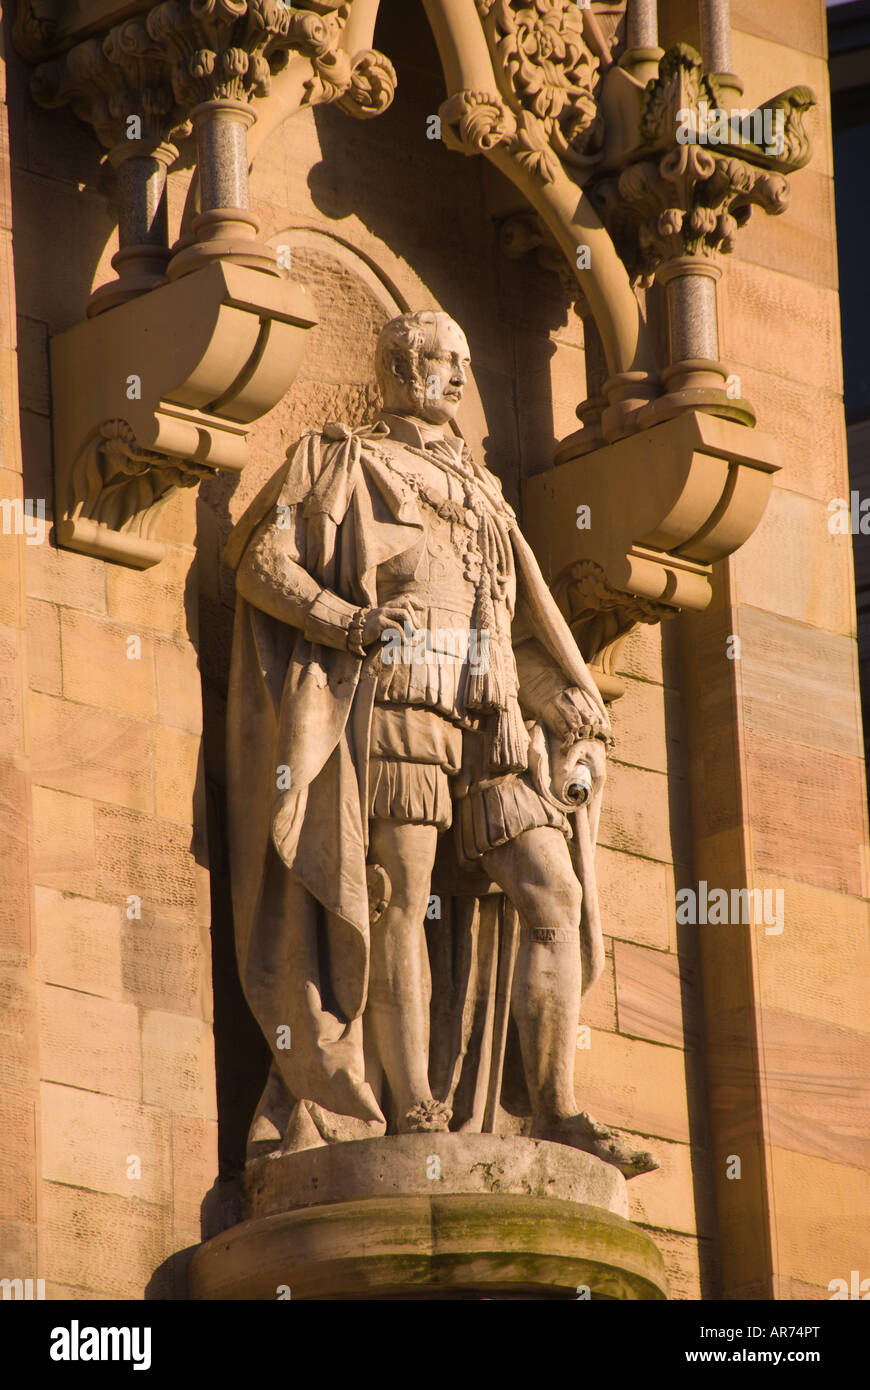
[{"left": 224, "top": 422, "right": 612, "bottom": 1146}]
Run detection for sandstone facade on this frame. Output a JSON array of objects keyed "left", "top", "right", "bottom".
[{"left": 0, "top": 0, "right": 866, "bottom": 1302}]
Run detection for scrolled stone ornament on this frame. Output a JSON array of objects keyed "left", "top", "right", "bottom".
[{"left": 339, "top": 49, "right": 398, "bottom": 119}]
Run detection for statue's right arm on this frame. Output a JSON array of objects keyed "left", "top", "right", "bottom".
[{"left": 235, "top": 511, "right": 364, "bottom": 653}]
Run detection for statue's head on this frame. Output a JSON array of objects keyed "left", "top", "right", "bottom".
[{"left": 376, "top": 311, "right": 470, "bottom": 426}]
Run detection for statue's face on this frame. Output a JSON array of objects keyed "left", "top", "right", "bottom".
[
  {"left": 388, "top": 318, "right": 470, "bottom": 425},
  {"left": 417, "top": 320, "right": 470, "bottom": 425}
]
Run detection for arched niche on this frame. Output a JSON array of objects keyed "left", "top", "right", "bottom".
[
  {"left": 177, "top": 0, "right": 654, "bottom": 392},
  {"left": 194, "top": 222, "right": 493, "bottom": 1173}
]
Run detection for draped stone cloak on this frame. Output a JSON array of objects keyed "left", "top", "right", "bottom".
[{"left": 223, "top": 422, "right": 612, "bottom": 1145}]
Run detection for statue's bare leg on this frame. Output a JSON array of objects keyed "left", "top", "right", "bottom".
[
  {"left": 367, "top": 819, "right": 450, "bottom": 1133},
  {"left": 481, "top": 826, "right": 657, "bottom": 1176}
]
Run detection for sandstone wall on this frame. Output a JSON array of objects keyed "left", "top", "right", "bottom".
[
  {"left": 667, "top": 0, "right": 870, "bottom": 1299},
  {"left": 1, "top": 28, "right": 216, "bottom": 1298}
]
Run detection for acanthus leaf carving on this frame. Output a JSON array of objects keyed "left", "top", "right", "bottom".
[
  {"left": 440, "top": 89, "right": 517, "bottom": 157},
  {"left": 145, "top": 0, "right": 286, "bottom": 106},
  {"left": 63, "top": 418, "right": 212, "bottom": 562},
  {"left": 639, "top": 42, "right": 720, "bottom": 150},
  {"left": 31, "top": 15, "right": 191, "bottom": 150},
  {"left": 440, "top": 88, "right": 569, "bottom": 189},
  {"left": 554, "top": 559, "right": 674, "bottom": 670},
  {"left": 477, "top": 0, "right": 605, "bottom": 170},
  {"left": 27, "top": 2, "right": 397, "bottom": 198},
  {"left": 590, "top": 133, "right": 792, "bottom": 283},
  {"left": 128, "top": 1, "right": 396, "bottom": 116},
  {"left": 513, "top": 107, "right": 563, "bottom": 184}
]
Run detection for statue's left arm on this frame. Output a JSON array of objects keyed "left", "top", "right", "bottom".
[{"left": 514, "top": 636, "right": 609, "bottom": 747}]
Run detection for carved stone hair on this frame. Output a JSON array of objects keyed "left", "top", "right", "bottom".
[{"left": 375, "top": 310, "right": 461, "bottom": 398}]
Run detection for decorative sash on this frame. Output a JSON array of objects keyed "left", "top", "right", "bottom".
[{"left": 380, "top": 435, "right": 527, "bottom": 772}]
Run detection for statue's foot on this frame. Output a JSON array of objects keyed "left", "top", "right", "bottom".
[
  {"left": 532, "top": 1111, "right": 659, "bottom": 1179},
  {"left": 400, "top": 1099, "right": 452, "bottom": 1134}
]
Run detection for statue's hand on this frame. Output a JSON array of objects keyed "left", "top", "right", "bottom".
[
  {"left": 549, "top": 686, "right": 608, "bottom": 743},
  {"left": 362, "top": 599, "right": 419, "bottom": 647}
]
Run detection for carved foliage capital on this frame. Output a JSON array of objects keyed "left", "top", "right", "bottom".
[
  {"left": 145, "top": 0, "right": 294, "bottom": 106},
  {"left": 28, "top": 2, "right": 396, "bottom": 143},
  {"left": 586, "top": 42, "right": 814, "bottom": 282},
  {"left": 32, "top": 15, "right": 189, "bottom": 150},
  {"left": 591, "top": 145, "right": 790, "bottom": 282}
]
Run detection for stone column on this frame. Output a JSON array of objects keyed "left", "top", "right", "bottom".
[
  {"left": 653, "top": 257, "right": 740, "bottom": 416},
  {"left": 698, "top": 0, "right": 743, "bottom": 105},
  {"left": 29, "top": 19, "right": 189, "bottom": 318},
  {"left": 89, "top": 139, "right": 178, "bottom": 316},
  {"left": 167, "top": 100, "right": 279, "bottom": 280},
  {"left": 621, "top": 0, "right": 664, "bottom": 87},
  {"left": 637, "top": 249, "right": 755, "bottom": 428}
]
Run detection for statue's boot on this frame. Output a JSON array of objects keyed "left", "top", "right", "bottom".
[
  {"left": 399, "top": 1099, "right": 452, "bottom": 1134},
  {"left": 532, "top": 1111, "right": 659, "bottom": 1179}
]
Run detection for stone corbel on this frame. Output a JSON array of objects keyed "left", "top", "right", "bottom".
[
  {"left": 553, "top": 561, "right": 674, "bottom": 704},
  {"left": 16, "top": 1, "right": 395, "bottom": 567},
  {"left": 11, "top": 0, "right": 62, "bottom": 61},
  {"left": 50, "top": 260, "right": 317, "bottom": 567},
  {"left": 523, "top": 409, "right": 779, "bottom": 695},
  {"left": 498, "top": 210, "right": 586, "bottom": 305}
]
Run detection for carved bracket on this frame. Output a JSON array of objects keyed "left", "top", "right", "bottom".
[
  {"left": 522, "top": 410, "right": 780, "bottom": 693},
  {"left": 554, "top": 560, "right": 674, "bottom": 702},
  {"left": 498, "top": 209, "right": 587, "bottom": 307},
  {"left": 51, "top": 260, "right": 317, "bottom": 567},
  {"left": 14, "top": 1, "right": 393, "bottom": 566}
]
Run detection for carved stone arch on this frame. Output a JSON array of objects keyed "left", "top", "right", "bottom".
[
  {"left": 240, "top": 0, "right": 655, "bottom": 408},
  {"left": 421, "top": 0, "right": 654, "bottom": 390}
]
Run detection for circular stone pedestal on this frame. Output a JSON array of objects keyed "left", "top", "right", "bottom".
[{"left": 189, "top": 1135, "right": 667, "bottom": 1300}]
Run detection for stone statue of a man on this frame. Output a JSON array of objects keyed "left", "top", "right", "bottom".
[{"left": 224, "top": 310, "right": 656, "bottom": 1178}]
